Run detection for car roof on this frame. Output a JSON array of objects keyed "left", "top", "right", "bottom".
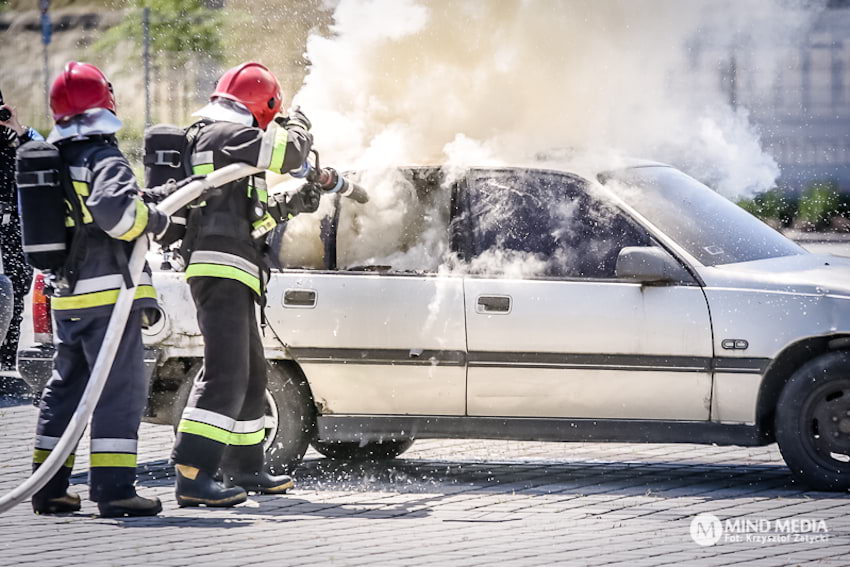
[{"left": 380, "top": 154, "right": 671, "bottom": 184}]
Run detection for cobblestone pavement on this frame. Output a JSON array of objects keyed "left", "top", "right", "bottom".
[{"left": 1, "top": 403, "right": 849, "bottom": 567}]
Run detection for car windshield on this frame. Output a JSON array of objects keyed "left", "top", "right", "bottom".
[{"left": 601, "top": 166, "right": 805, "bottom": 267}]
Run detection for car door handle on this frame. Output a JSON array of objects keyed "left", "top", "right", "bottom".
[
  {"left": 477, "top": 295, "right": 511, "bottom": 314},
  {"left": 283, "top": 289, "right": 317, "bottom": 308}
]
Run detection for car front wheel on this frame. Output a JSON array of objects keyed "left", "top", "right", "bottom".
[
  {"left": 775, "top": 351, "right": 850, "bottom": 491},
  {"left": 311, "top": 439, "right": 415, "bottom": 461}
]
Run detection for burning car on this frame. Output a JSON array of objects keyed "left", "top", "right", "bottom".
[{"left": 18, "top": 161, "right": 850, "bottom": 491}]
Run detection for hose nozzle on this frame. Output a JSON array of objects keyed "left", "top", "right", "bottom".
[{"left": 294, "top": 149, "right": 369, "bottom": 203}]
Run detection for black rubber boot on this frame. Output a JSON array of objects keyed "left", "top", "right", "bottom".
[
  {"left": 175, "top": 464, "right": 247, "bottom": 508},
  {"left": 225, "top": 471, "right": 294, "bottom": 494},
  {"left": 32, "top": 492, "right": 81, "bottom": 515},
  {"left": 98, "top": 494, "right": 162, "bottom": 518}
]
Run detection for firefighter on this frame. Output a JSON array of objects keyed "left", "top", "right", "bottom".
[
  {"left": 0, "top": 94, "right": 40, "bottom": 375},
  {"left": 30, "top": 62, "right": 169, "bottom": 517},
  {"left": 171, "top": 62, "right": 315, "bottom": 507}
]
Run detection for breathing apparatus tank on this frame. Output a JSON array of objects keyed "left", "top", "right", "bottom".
[{"left": 15, "top": 141, "right": 72, "bottom": 274}]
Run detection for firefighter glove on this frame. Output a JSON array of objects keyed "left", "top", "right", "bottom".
[
  {"left": 285, "top": 107, "right": 311, "bottom": 132},
  {"left": 144, "top": 174, "right": 205, "bottom": 204},
  {"left": 287, "top": 182, "right": 321, "bottom": 214}
]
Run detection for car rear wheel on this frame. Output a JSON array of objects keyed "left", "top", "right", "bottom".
[
  {"left": 173, "top": 360, "right": 316, "bottom": 474},
  {"left": 311, "top": 439, "right": 415, "bottom": 461},
  {"left": 775, "top": 351, "right": 850, "bottom": 491}
]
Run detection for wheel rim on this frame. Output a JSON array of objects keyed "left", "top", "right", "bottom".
[
  {"left": 800, "top": 377, "right": 850, "bottom": 471},
  {"left": 262, "top": 388, "right": 279, "bottom": 452}
]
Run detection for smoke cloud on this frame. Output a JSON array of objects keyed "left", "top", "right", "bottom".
[{"left": 273, "top": 0, "right": 822, "bottom": 272}]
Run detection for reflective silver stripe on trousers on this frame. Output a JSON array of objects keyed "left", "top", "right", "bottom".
[
  {"left": 189, "top": 251, "right": 260, "bottom": 279},
  {"left": 34, "top": 435, "right": 62, "bottom": 450},
  {"left": 232, "top": 417, "right": 265, "bottom": 434},
  {"left": 72, "top": 272, "right": 154, "bottom": 295},
  {"left": 68, "top": 166, "right": 92, "bottom": 183},
  {"left": 22, "top": 243, "right": 66, "bottom": 253},
  {"left": 181, "top": 406, "right": 235, "bottom": 432},
  {"left": 105, "top": 199, "right": 139, "bottom": 238},
  {"left": 90, "top": 438, "right": 138, "bottom": 453},
  {"left": 192, "top": 151, "right": 214, "bottom": 166},
  {"left": 256, "top": 122, "right": 279, "bottom": 170}
]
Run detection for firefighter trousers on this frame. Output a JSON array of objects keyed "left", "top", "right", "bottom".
[
  {"left": 172, "top": 276, "right": 267, "bottom": 475},
  {"left": 33, "top": 310, "right": 147, "bottom": 502},
  {"left": 0, "top": 216, "right": 33, "bottom": 370}
]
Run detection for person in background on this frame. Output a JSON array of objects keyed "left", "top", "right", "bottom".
[{"left": 0, "top": 90, "right": 41, "bottom": 376}]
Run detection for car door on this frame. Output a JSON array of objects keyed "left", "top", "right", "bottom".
[
  {"left": 461, "top": 169, "right": 714, "bottom": 420},
  {"left": 265, "top": 168, "right": 467, "bottom": 416}
]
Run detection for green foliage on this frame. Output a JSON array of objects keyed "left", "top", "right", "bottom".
[
  {"left": 737, "top": 188, "right": 798, "bottom": 227},
  {"left": 94, "top": 0, "right": 224, "bottom": 64},
  {"left": 797, "top": 181, "right": 841, "bottom": 230}
]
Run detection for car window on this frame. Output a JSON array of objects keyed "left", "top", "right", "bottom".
[
  {"left": 466, "top": 169, "right": 652, "bottom": 279},
  {"left": 269, "top": 168, "right": 451, "bottom": 273},
  {"left": 601, "top": 166, "right": 805, "bottom": 267},
  {"left": 335, "top": 168, "right": 452, "bottom": 273}
]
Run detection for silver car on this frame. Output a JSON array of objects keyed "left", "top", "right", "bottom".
[{"left": 18, "top": 162, "right": 850, "bottom": 491}]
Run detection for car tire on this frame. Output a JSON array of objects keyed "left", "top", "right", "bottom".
[
  {"left": 172, "top": 360, "right": 316, "bottom": 474},
  {"left": 311, "top": 439, "right": 415, "bottom": 461},
  {"left": 775, "top": 351, "right": 850, "bottom": 491}
]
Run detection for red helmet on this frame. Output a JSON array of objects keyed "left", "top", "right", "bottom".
[
  {"left": 49, "top": 61, "right": 116, "bottom": 122},
  {"left": 212, "top": 62, "right": 282, "bottom": 129}
]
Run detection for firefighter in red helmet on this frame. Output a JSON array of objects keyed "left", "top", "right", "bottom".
[
  {"left": 171, "top": 62, "right": 317, "bottom": 507},
  {"left": 29, "top": 62, "right": 168, "bottom": 517}
]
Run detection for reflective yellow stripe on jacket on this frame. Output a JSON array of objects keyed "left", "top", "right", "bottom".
[
  {"left": 191, "top": 151, "right": 214, "bottom": 176},
  {"left": 52, "top": 273, "right": 158, "bottom": 312},
  {"left": 257, "top": 122, "right": 289, "bottom": 172},
  {"left": 107, "top": 200, "right": 149, "bottom": 241},
  {"left": 67, "top": 166, "right": 94, "bottom": 226},
  {"left": 52, "top": 285, "right": 157, "bottom": 312}
]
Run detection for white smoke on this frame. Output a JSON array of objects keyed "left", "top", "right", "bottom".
[{"left": 274, "top": 0, "right": 822, "bottom": 272}]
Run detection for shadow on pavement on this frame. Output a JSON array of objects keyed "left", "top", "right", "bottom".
[
  {"left": 120, "top": 455, "right": 846, "bottom": 501},
  {"left": 110, "top": 515, "right": 257, "bottom": 528},
  {"left": 62, "top": 453, "right": 848, "bottom": 525},
  {"left": 288, "top": 456, "right": 815, "bottom": 500},
  {"left": 152, "top": 455, "right": 850, "bottom": 522}
]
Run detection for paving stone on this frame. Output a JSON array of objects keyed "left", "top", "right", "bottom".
[{"left": 1, "top": 403, "right": 849, "bottom": 565}]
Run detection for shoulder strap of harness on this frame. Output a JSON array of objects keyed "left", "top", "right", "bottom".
[
  {"left": 54, "top": 143, "right": 91, "bottom": 290},
  {"left": 177, "top": 121, "right": 210, "bottom": 264}
]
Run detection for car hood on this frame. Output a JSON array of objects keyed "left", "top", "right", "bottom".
[{"left": 699, "top": 253, "right": 850, "bottom": 298}]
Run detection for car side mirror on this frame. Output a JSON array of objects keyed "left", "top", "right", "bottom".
[{"left": 615, "top": 247, "right": 690, "bottom": 284}]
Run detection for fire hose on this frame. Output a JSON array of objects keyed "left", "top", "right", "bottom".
[{"left": 0, "top": 160, "right": 366, "bottom": 514}]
